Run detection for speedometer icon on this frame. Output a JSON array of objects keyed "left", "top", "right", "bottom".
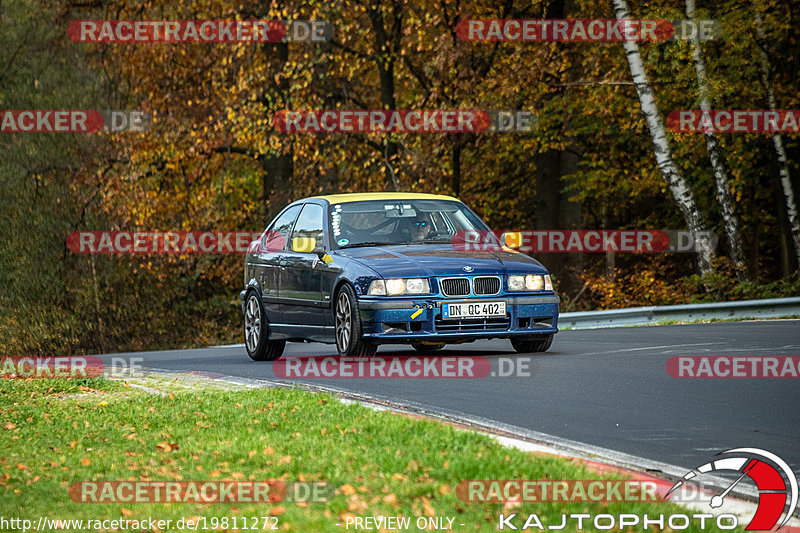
[{"left": 666, "top": 448, "right": 798, "bottom": 530}]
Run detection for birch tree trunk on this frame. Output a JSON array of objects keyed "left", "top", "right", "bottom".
[
  {"left": 754, "top": 12, "right": 800, "bottom": 269},
  {"left": 685, "top": 0, "right": 747, "bottom": 278},
  {"left": 612, "top": 0, "right": 714, "bottom": 275}
]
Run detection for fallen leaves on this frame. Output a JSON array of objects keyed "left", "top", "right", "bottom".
[
  {"left": 339, "top": 483, "right": 356, "bottom": 495},
  {"left": 346, "top": 494, "right": 367, "bottom": 513},
  {"left": 421, "top": 497, "right": 436, "bottom": 517}
]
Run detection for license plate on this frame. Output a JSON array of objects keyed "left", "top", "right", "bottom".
[{"left": 442, "top": 301, "right": 506, "bottom": 319}]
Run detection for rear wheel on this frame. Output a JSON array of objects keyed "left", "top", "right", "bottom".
[
  {"left": 510, "top": 335, "right": 553, "bottom": 354},
  {"left": 244, "top": 291, "right": 286, "bottom": 361},
  {"left": 411, "top": 343, "right": 445, "bottom": 353},
  {"left": 335, "top": 284, "right": 377, "bottom": 357}
]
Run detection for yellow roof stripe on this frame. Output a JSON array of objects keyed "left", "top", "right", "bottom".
[{"left": 311, "top": 192, "right": 459, "bottom": 204}]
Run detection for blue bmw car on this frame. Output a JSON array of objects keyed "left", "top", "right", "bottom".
[{"left": 241, "top": 192, "right": 559, "bottom": 360}]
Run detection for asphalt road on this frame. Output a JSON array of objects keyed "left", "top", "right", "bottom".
[{"left": 104, "top": 320, "right": 800, "bottom": 473}]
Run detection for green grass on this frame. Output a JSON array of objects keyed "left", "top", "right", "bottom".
[{"left": 0, "top": 376, "right": 741, "bottom": 532}]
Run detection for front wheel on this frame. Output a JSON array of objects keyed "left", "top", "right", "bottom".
[
  {"left": 335, "top": 284, "right": 377, "bottom": 357},
  {"left": 510, "top": 335, "right": 553, "bottom": 354},
  {"left": 244, "top": 291, "right": 286, "bottom": 361}
]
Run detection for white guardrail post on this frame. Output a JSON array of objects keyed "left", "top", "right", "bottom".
[{"left": 559, "top": 297, "right": 800, "bottom": 329}]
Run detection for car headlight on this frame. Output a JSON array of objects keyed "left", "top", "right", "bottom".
[
  {"left": 368, "top": 280, "right": 387, "bottom": 295},
  {"left": 508, "top": 274, "right": 548, "bottom": 291},
  {"left": 508, "top": 275, "right": 526, "bottom": 291},
  {"left": 526, "top": 275, "right": 543, "bottom": 291},
  {"left": 404, "top": 278, "right": 428, "bottom": 294},
  {"left": 368, "top": 278, "right": 430, "bottom": 296}
]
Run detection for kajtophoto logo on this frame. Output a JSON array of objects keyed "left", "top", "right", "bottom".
[
  {"left": 666, "top": 448, "right": 798, "bottom": 531},
  {"left": 495, "top": 449, "right": 798, "bottom": 530}
]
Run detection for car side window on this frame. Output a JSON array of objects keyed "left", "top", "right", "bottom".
[
  {"left": 291, "top": 204, "right": 325, "bottom": 252},
  {"left": 262, "top": 204, "right": 302, "bottom": 252}
]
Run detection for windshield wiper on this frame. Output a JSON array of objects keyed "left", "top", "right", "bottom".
[
  {"left": 338, "top": 241, "right": 394, "bottom": 249},
  {"left": 406, "top": 239, "right": 451, "bottom": 244}
]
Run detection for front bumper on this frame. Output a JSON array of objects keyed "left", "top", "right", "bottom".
[{"left": 358, "top": 294, "right": 559, "bottom": 343}]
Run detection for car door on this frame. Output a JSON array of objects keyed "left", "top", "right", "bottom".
[
  {"left": 278, "top": 202, "right": 328, "bottom": 327},
  {"left": 252, "top": 204, "right": 302, "bottom": 324}
]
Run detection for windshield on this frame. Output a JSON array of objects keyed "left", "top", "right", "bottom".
[{"left": 329, "top": 199, "right": 490, "bottom": 249}]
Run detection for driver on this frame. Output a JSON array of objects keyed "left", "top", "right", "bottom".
[{"left": 410, "top": 212, "right": 432, "bottom": 240}]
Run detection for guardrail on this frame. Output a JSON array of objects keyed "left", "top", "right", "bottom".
[{"left": 559, "top": 297, "right": 800, "bottom": 329}]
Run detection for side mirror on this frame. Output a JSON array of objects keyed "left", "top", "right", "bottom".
[{"left": 292, "top": 236, "right": 316, "bottom": 253}]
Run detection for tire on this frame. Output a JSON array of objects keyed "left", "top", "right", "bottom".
[
  {"left": 244, "top": 291, "right": 286, "bottom": 361},
  {"left": 510, "top": 335, "right": 553, "bottom": 354},
  {"left": 411, "top": 343, "right": 445, "bottom": 353},
  {"left": 334, "top": 284, "right": 377, "bottom": 357}
]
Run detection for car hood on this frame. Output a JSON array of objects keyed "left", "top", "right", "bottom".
[{"left": 334, "top": 243, "right": 547, "bottom": 278}]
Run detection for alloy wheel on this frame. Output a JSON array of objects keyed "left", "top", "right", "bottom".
[
  {"left": 335, "top": 291, "right": 352, "bottom": 351},
  {"left": 244, "top": 294, "right": 261, "bottom": 352}
]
